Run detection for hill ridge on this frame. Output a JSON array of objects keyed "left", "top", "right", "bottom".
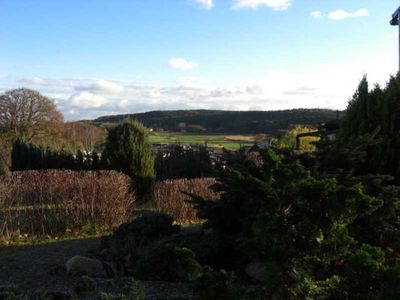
[{"left": 94, "top": 109, "right": 341, "bottom": 134}]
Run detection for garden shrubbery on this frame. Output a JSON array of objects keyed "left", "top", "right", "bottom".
[
  {"left": 0, "top": 170, "right": 134, "bottom": 240},
  {"left": 154, "top": 178, "right": 220, "bottom": 223},
  {"left": 190, "top": 148, "right": 400, "bottom": 299},
  {"left": 99, "top": 212, "right": 181, "bottom": 273}
]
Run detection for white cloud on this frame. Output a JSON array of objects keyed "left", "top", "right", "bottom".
[
  {"left": 69, "top": 92, "right": 108, "bottom": 109},
  {"left": 328, "top": 8, "right": 369, "bottom": 21},
  {"left": 20, "top": 76, "right": 46, "bottom": 85},
  {"left": 232, "top": 0, "right": 292, "bottom": 11},
  {"left": 169, "top": 58, "right": 199, "bottom": 70},
  {"left": 75, "top": 79, "right": 124, "bottom": 94},
  {"left": 194, "top": 0, "right": 213, "bottom": 9},
  {"left": 310, "top": 11, "right": 323, "bottom": 19},
  {"left": 246, "top": 85, "right": 264, "bottom": 95}
]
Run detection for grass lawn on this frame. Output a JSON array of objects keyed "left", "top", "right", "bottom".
[{"left": 149, "top": 133, "right": 256, "bottom": 150}]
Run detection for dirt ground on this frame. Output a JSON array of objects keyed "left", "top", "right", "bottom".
[{"left": 0, "top": 238, "right": 193, "bottom": 299}]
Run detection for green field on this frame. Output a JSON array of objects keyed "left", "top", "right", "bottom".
[{"left": 149, "top": 133, "right": 256, "bottom": 150}]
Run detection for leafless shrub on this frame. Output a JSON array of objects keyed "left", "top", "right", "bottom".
[
  {"left": 0, "top": 170, "right": 134, "bottom": 239},
  {"left": 154, "top": 178, "right": 220, "bottom": 223}
]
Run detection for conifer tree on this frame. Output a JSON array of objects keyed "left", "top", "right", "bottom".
[{"left": 102, "top": 119, "right": 155, "bottom": 200}]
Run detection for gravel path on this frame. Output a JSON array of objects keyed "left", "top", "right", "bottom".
[
  {"left": 0, "top": 238, "right": 193, "bottom": 299},
  {"left": 0, "top": 238, "right": 100, "bottom": 295}
]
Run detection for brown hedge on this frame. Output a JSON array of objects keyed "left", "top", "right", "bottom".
[
  {"left": 154, "top": 178, "right": 220, "bottom": 223},
  {"left": 0, "top": 170, "right": 134, "bottom": 239}
]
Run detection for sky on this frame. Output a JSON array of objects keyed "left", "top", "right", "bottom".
[{"left": 0, "top": 0, "right": 399, "bottom": 120}]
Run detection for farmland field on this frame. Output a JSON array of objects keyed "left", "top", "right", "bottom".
[{"left": 149, "top": 133, "right": 262, "bottom": 150}]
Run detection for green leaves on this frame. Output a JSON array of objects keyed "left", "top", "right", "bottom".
[{"left": 103, "top": 119, "right": 155, "bottom": 200}]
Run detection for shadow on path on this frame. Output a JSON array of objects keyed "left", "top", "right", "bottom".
[{"left": 0, "top": 237, "right": 100, "bottom": 292}]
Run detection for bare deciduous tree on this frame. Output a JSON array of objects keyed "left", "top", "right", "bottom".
[{"left": 0, "top": 88, "right": 64, "bottom": 140}]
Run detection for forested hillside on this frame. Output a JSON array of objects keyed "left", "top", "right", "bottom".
[{"left": 94, "top": 109, "right": 340, "bottom": 134}]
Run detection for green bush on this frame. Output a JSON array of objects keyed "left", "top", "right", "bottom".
[
  {"left": 192, "top": 148, "right": 387, "bottom": 297},
  {"left": 344, "top": 244, "right": 386, "bottom": 299},
  {"left": 102, "top": 120, "right": 155, "bottom": 200},
  {"left": 134, "top": 245, "right": 203, "bottom": 281},
  {"left": 100, "top": 212, "right": 180, "bottom": 272},
  {"left": 194, "top": 266, "right": 238, "bottom": 300},
  {"left": 75, "top": 275, "right": 97, "bottom": 295},
  {"left": 0, "top": 285, "right": 19, "bottom": 300},
  {"left": 106, "top": 212, "right": 179, "bottom": 249}
]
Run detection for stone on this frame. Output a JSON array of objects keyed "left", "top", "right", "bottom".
[
  {"left": 245, "top": 260, "right": 267, "bottom": 282},
  {"left": 65, "top": 256, "right": 106, "bottom": 277}
]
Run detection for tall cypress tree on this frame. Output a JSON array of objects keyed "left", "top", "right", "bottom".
[{"left": 102, "top": 119, "right": 155, "bottom": 200}]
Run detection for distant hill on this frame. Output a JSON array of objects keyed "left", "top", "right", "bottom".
[{"left": 94, "top": 109, "right": 341, "bottom": 134}]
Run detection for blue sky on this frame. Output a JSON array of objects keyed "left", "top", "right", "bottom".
[{"left": 0, "top": 0, "right": 399, "bottom": 120}]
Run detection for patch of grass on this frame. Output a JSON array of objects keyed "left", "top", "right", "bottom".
[
  {"left": 0, "top": 225, "right": 112, "bottom": 247},
  {"left": 149, "top": 133, "right": 255, "bottom": 150}
]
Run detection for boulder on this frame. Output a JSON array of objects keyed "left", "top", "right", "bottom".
[
  {"left": 65, "top": 256, "right": 106, "bottom": 277},
  {"left": 245, "top": 260, "right": 267, "bottom": 282}
]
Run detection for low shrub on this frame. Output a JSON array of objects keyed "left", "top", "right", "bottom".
[
  {"left": 161, "top": 232, "right": 220, "bottom": 267},
  {"left": 75, "top": 276, "right": 97, "bottom": 295},
  {"left": 0, "top": 285, "right": 19, "bottom": 300},
  {"left": 100, "top": 212, "right": 180, "bottom": 272},
  {"left": 134, "top": 244, "right": 203, "bottom": 281},
  {"left": 0, "top": 170, "right": 134, "bottom": 240},
  {"left": 154, "top": 178, "right": 220, "bottom": 223},
  {"left": 97, "top": 278, "right": 144, "bottom": 300},
  {"left": 194, "top": 266, "right": 238, "bottom": 300}
]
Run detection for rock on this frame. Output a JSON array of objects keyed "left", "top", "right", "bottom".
[
  {"left": 65, "top": 256, "right": 106, "bottom": 277},
  {"left": 245, "top": 260, "right": 267, "bottom": 282}
]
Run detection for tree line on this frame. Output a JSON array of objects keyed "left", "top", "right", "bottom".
[{"left": 94, "top": 109, "right": 340, "bottom": 134}]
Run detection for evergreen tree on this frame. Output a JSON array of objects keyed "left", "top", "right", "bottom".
[
  {"left": 91, "top": 150, "right": 100, "bottom": 170},
  {"left": 192, "top": 149, "right": 400, "bottom": 298},
  {"left": 334, "top": 74, "right": 400, "bottom": 179},
  {"left": 102, "top": 119, "right": 155, "bottom": 200}
]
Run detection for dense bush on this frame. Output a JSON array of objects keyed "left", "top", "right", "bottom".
[
  {"left": 11, "top": 138, "right": 103, "bottom": 171},
  {"left": 100, "top": 212, "right": 180, "bottom": 273},
  {"left": 325, "top": 74, "right": 400, "bottom": 181},
  {"left": 191, "top": 148, "right": 400, "bottom": 298},
  {"left": 154, "top": 178, "right": 220, "bottom": 223},
  {"left": 155, "top": 144, "right": 214, "bottom": 180},
  {"left": 0, "top": 170, "right": 134, "bottom": 239},
  {"left": 134, "top": 245, "right": 203, "bottom": 281},
  {"left": 274, "top": 125, "right": 319, "bottom": 150},
  {"left": 194, "top": 266, "right": 238, "bottom": 300},
  {"left": 102, "top": 120, "right": 155, "bottom": 200}
]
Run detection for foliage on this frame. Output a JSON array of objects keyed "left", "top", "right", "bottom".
[
  {"left": 194, "top": 266, "right": 238, "bottom": 300},
  {"left": 75, "top": 275, "right": 97, "bottom": 295},
  {"left": 75, "top": 277, "right": 144, "bottom": 300},
  {"left": 102, "top": 120, "right": 155, "bottom": 200},
  {"left": 284, "top": 272, "right": 346, "bottom": 300},
  {"left": 155, "top": 144, "right": 214, "bottom": 180},
  {"left": 159, "top": 231, "right": 220, "bottom": 267},
  {"left": 0, "top": 285, "right": 19, "bottom": 300},
  {"left": 0, "top": 140, "right": 11, "bottom": 178},
  {"left": 134, "top": 245, "right": 203, "bottom": 281},
  {"left": 192, "top": 148, "right": 390, "bottom": 298},
  {"left": 11, "top": 138, "right": 103, "bottom": 171},
  {"left": 108, "top": 277, "right": 145, "bottom": 300},
  {"left": 275, "top": 125, "right": 319, "bottom": 150},
  {"left": 0, "top": 88, "right": 64, "bottom": 141},
  {"left": 343, "top": 244, "right": 385, "bottom": 299},
  {"left": 154, "top": 178, "right": 220, "bottom": 223},
  {"left": 100, "top": 212, "right": 180, "bottom": 271},
  {"left": 62, "top": 121, "right": 106, "bottom": 153},
  {"left": 330, "top": 74, "right": 400, "bottom": 180},
  {"left": 0, "top": 170, "right": 134, "bottom": 240}
]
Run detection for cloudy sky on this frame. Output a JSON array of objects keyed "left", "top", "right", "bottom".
[{"left": 0, "top": 0, "right": 398, "bottom": 120}]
